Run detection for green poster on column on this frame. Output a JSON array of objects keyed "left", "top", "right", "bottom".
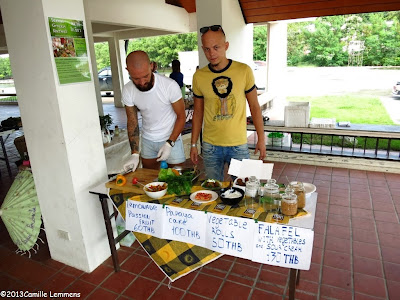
[{"left": 48, "top": 17, "right": 91, "bottom": 84}]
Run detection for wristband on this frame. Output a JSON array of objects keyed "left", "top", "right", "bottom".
[{"left": 191, "top": 143, "right": 197, "bottom": 148}]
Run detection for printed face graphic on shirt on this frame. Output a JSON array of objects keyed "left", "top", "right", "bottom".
[{"left": 212, "top": 76, "right": 235, "bottom": 121}]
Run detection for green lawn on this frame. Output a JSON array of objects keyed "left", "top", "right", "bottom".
[
  {"left": 287, "top": 95, "right": 400, "bottom": 151},
  {"left": 287, "top": 95, "right": 395, "bottom": 125},
  {"left": 0, "top": 96, "right": 17, "bottom": 102}
]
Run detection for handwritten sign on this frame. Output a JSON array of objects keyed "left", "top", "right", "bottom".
[
  {"left": 252, "top": 222, "right": 314, "bottom": 270},
  {"left": 205, "top": 213, "right": 254, "bottom": 258},
  {"left": 162, "top": 206, "right": 206, "bottom": 247},
  {"left": 125, "top": 200, "right": 162, "bottom": 238}
]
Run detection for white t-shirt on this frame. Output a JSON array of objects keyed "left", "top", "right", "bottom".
[{"left": 122, "top": 73, "right": 182, "bottom": 141}]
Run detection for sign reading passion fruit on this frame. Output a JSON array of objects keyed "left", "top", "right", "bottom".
[{"left": 48, "top": 17, "right": 91, "bottom": 84}]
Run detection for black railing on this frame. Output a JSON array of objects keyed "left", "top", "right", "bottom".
[{"left": 247, "top": 122, "right": 400, "bottom": 161}]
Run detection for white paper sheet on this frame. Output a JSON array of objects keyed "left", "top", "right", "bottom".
[{"left": 228, "top": 159, "right": 273, "bottom": 179}]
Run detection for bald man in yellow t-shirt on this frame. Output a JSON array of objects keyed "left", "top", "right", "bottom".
[{"left": 190, "top": 25, "right": 266, "bottom": 181}]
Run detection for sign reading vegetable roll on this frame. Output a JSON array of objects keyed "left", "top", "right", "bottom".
[{"left": 48, "top": 17, "right": 91, "bottom": 84}]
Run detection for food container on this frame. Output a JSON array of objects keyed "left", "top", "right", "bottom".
[
  {"left": 143, "top": 182, "right": 168, "bottom": 199},
  {"left": 289, "top": 181, "right": 306, "bottom": 209},
  {"left": 201, "top": 179, "right": 222, "bottom": 190},
  {"left": 219, "top": 187, "right": 244, "bottom": 206},
  {"left": 259, "top": 182, "right": 280, "bottom": 212},
  {"left": 281, "top": 193, "right": 298, "bottom": 216},
  {"left": 233, "top": 177, "right": 249, "bottom": 191},
  {"left": 244, "top": 176, "right": 260, "bottom": 208}
]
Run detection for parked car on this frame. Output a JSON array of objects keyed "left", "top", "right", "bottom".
[
  {"left": 392, "top": 81, "right": 400, "bottom": 97},
  {"left": 98, "top": 66, "right": 113, "bottom": 94}
]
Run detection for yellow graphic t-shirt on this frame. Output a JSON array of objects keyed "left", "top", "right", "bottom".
[{"left": 192, "top": 60, "right": 255, "bottom": 146}]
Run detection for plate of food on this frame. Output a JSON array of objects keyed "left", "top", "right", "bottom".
[
  {"left": 201, "top": 179, "right": 222, "bottom": 190},
  {"left": 232, "top": 177, "right": 249, "bottom": 190},
  {"left": 190, "top": 190, "right": 218, "bottom": 204},
  {"left": 303, "top": 182, "right": 317, "bottom": 195}
]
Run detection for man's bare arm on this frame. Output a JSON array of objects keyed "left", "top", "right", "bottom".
[
  {"left": 246, "top": 88, "right": 266, "bottom": 160},
  {"left": 169, "top": 98, "right": 186, "bottom": 141},
  {"left": 125, "top": 105, "right": 140, "bottom": 154}
]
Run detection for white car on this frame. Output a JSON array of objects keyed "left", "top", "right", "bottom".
[{"left": 392, "top": 81, "right": 400, "bottom": 97}]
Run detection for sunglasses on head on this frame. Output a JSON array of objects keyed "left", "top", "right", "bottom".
[{"left": 200, "top": 25, "right": 225, "bottom": 35}]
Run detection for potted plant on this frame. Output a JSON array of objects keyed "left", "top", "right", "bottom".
[
  {"left": 99, "top": 114, "right": 113, "bottom": 132},
  {"left": 267, "top": 132, "right": 284, "bottom": 146}
]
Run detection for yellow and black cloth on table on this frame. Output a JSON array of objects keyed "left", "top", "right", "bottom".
[{"left": 108, "top": 189, "right": 223, "bottom": 282}]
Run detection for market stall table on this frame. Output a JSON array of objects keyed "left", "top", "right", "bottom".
[{"left": 90, "top": 168, "right": 317, "bottom": 300}]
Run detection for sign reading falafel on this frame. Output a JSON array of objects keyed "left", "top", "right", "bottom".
[
  {"left": 162, "top": 206, "right": 206, "bottom": 247},
  {"left": 252, "top": 222, "right": 314, "bottom": 270},
  {"left": 126, "top": 200, "right": 162, "bottom": 238},
  {"left": 48, "top": 17, "right": 91, "bottom": 84},
  {"left": 205, "top": 213, "right": 254, "bottom": 258}
]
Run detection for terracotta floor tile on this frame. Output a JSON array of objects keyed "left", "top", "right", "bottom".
[
  {"left": 103, "top": 248, "right": 132, "bottom": 268},
  {"left": 324, "top": 250, "right": 351, "bottom": 270},
  {"left": 189, "top": 273, "right": 223, "bottom": 298},
  {"left": 378, "top": 232, "right": 400, "bottom": 248},
  {"left": 321, "top": 266, "right": 352, "bottom": 290},
  {"left": 374, "top": 211, "right": 399, "bottom": 223},
  {"left": 182, "top": 293, "right": 210, "bottom": 300},
  {"left": 350, "top": 191, "right": 371, "bottom": 200},
  {"left": 300, "top": 263, "right": 321, "bottom": 283},
  {"left": 325, "top": 236, "right": 351, "bottom": 253},
  {"left": 311, "top": 246, "right": 323, "bottom": 264},
  {"left": 317, "top": 193, "right": 329, "bottom": 204},
  {"left": 216, "top": 281, "right": 251, "bottom": 300},
  {"left": 351, "top": 198, "right": 372, "bottom": 210},
  {"left": 7, "top": 258, "right": 58, "bottom": 287},
  {"left": 0, "top": 251, "right": 27, "bottom": 272},
  {"left": 320, "top": 284, "right": 353, "bottom": 299},
  {"left": 326, "top": 223, "right": 351, "bottom": 240},
  {"left": 64, "top": 279, "right": 97, "bottom": 299},
  {"left": 258, "top": 268, "right": 287, "bottom": 286},
  {"left": 352, "top": 228, "right": 378, "bottom": 244},
  {"left": 383, "top": 261, "right": 400, "bottom": 282},
  {"left": 39, "top": 272, "right": 76, "bottom": 293},
  {"left": 62, "top": 265, "right": 85, "bottom": 277},
  {"left": 351, "top": 217, "right": 375, "bottom": 231},
  {"left": 327, "top": 213, "right": 351, "bottom": 227},
  {"left": 140, "top": 260, "right": 167, "bottom": 282},
  {"left": 352, "top": 241, "right": 380, "bottom": 260},
  {"left": 201, "top": 265, "right": 227, "bottom": 278},
  {"left": 120, "top": 252, "right": 151, "bottom": 273},
  {"left": 331, "top": 175, "right": 350, "bottom": 183},
  {"left": 150, "top": 284, "right": 185, "bottom": 300},
  {"left": 208, "top": 256, "right": 233, "bottom": 272},
  {"left": 261, "top": 263, "right": 290, "bottom": 275},
  {"left": 251, "top": 288, "right": 283, "bottom": 299},
  {"left": 235, "top": 257, "right": 261, "bottom": 268},
  {"left": 353, "top": 273, "right": 387, "bottom": 298},
  {"left": 123, "top": 277, "right": 159, "bottom": 299},
  {"left": 353, "top": 256, "right": 383, "bottom": 277},
  {"left": 313, "top": 233, "right": 325, "bottom": 249},
  {"left": 227, "top": 272, "right": 254, "bottom": 287},
  {"left": 329, "top": 205, "right": 351, "bottom": 216},
  {"left": 381, "top": 246, "right": 400, "bottom": 264},
  {"left": 371, "top": 201, "right": 395, "bottom": 212},
  {"left": 80, "top": 264, "right": 114, "bottom": 285},
  {"left": 230, "top": 262, "right": 259, "bottom": 279},
  {"left": 350, "top": 183, "right": 369, "bottom": 192},
  {"left": 101, "top": 270, "right": 136, "bottom": 294},
  {"left": 351, "top": 207, "right": 374, "bottom": 219},
  {"left": 330, "top": 196, "right": 350, "bottom": 207},
  {"left": 168, "top": 270, "right": 198, "bottom": 290},
  {"left": 86, "top": 288, "right": 118, "bottom": 300},
  {"left": 387, "top": 280, "right": 400, "bottom": 300},
  {"left": 375, "top": 221, "right": 400, "bottom": 235},
  {"left": 255, "top": 279, "right": 285, "bottom": 295},
  {"left": 317, "top": 186, "right": 330, "bottom": 195}
]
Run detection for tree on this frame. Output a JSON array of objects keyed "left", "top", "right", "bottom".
[
  {"left": 253, "top": 26, "right": 268, "bottom": 61},
  {"left": 94, "top": 42, "right": 110, "bottom": 70}
]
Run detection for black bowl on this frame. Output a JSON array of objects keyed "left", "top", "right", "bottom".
[{"left": 220, "top": 187, "right": 245, "bottom": 206}]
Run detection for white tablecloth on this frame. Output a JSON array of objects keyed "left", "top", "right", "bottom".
[{"left": 104, "top": 130, "right": 132, "bottom": 174}]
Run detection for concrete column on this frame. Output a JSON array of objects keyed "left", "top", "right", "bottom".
[
  {"left": 1, "top": 0, "right": 111, "bottom": 272},
  {"left": 84, "top": 0, "right": 103, "bottom": 116},
  {"left": 108, "top": 36, "right": 123, "bottom": 107},
  {"left": 266, "top": 22, "right": 287, "bottom": 96},
  {"left": 195, "top": 0, "right": 253, "bottom": 68}
]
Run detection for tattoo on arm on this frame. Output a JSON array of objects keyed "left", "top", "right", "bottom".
[{"left": 126, "top": 106, "right": 140, "bottom": 153}]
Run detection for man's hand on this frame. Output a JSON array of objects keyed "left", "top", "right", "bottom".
[
  {"left": 254, "top": 141, "right": 266, "bottom": 161},
  {"left": 123, "top": 153, "right": 140, "bottom": 172},
  {"left": 156, "top": 142, "right": 172, "bottom": 162},
  {"left": 190, "top": 146, "right": 198, "bottom": 165}
]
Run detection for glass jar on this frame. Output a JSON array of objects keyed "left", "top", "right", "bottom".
[
  {"left": 245, "top": 176, "right": 260, "bottom": 208},
  {"left": 281, "top": 193, "right": 298, "bottom": 216},
  {"left": 114, "top": 125, "right": 120, "bottom": 136},
  {"left": 289, "top": 181, "right": 306, "bottom": 209},
  {"left": 260, "top": 182, "right": 280, "bottom": 212}
]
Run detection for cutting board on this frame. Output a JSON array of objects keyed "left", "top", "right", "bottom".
[{"left": 105, "top": 168, "right": 160, "bottom": 194}]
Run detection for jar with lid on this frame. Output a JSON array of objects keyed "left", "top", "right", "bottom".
[
  {"left": 281, "top": 193, "right": 298, "bottom": 216},
  {"left": 260, "top": 182, "right": 280, "bottom": 212},
  {"left": 114, "top": 125, "right": 120, "bottom": 136},
  {"left": 244, "top": 176, "right": 260, "bottom": 208},
  {"left": 289, "top": 181, "right": 305, "bottom": 209}
]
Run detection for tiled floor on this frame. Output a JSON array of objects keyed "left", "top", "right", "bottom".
[{"left": 1, "top": 102, "right": 400, "bottom": 299}]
